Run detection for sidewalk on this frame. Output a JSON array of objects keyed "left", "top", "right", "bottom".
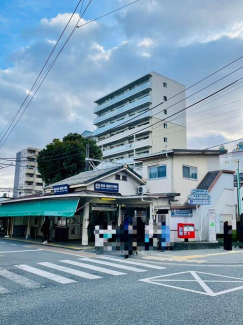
[{"left": 2, "top": 237, "right": 94, "bottom": 251}]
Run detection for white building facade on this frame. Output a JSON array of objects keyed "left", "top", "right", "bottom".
[
  {"left": 13, "top": 147, "right": 43, "bottom": 198},
  {"left": 83, "top": 72, "right": 187, "bottom": 163}
]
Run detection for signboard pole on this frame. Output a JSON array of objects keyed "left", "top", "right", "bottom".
[
  {"left": 200, "top": 205, "right": 204, "bottom": 242},
  {"left": 196, "top": 205, "right": 200, "bottom": 241}
]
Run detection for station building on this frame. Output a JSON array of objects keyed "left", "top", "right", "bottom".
[{"left": 0, "top": 150, "right": 236, "bottom": 245}]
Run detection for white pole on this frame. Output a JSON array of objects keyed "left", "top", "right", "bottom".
[
  {"left": 196, "top": 205, "right": 200, "bottom": 241},
  {"left": 201, "top": 205, "right": 204, "bottom": 241}
]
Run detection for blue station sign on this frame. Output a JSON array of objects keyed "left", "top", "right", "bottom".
[
  {"left": 171, "top": 209, "right": 193, "bottom": 217},
  {"left": 94, "top": 181, "right": 119, "bottom": 193},
  {"left": 53, "top": 184, "right": 69, "bottom": 195}
]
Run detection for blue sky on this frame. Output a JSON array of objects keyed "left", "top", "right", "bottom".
[{"left": 1, "top": 0, "right": 243, "bottom": 187}]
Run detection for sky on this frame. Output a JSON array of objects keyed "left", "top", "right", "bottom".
[{"left": 1, "top": 0, "right": 243, "bottom": 189}]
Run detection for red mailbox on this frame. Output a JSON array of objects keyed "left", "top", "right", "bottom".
[{"left": 178, "top": 223, "right": 195, "bottom": 239}]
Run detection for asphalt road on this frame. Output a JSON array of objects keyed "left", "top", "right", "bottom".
[{"left": 1, "top": 239, "right": 243, "bottom": 325}]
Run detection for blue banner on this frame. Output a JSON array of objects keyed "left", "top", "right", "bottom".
[
  {"left": 53, "top": 184, "right": 69, "bottom": 195},
  {"left": 94, "top": 181, "right": 119, "bottom": 193}
]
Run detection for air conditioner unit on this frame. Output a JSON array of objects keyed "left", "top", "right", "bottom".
[{"left": 138, "top": 185, "right": 148, "bottom": 195}]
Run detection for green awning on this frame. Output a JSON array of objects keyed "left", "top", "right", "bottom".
[{"left": 0, "top": 198, "right": 80, "bottom": 218}]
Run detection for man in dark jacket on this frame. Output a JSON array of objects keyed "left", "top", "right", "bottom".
[{"left": 41, "top": 217, "right": 50, "bottom": 244}]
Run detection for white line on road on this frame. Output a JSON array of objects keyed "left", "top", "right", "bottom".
[
  {"left": 0, "top": 249, "right": 44, "bottom": 254},
  {"left": 39, "top": 262, "right": 102, "bottom": 280},
  {"left": 60, "top": 260, "right": 126, "bottom": 276},
  {"left": 11, "top": 244, "right": 17, "bottom": 246},
  {"left": 0, "top": 284, "right": 8, "bottom": 294},
  {"left": 190, "top": 271, "right": 214, "bottom": 296},
  {"left": 0, "top": 267, "right": 41, "bottom": 289},
  {"left": 0, "top": 242, "right": 6, "bottom": 244},
  {"left": 16, "top": 264, "right": 76, "bottom": 284},
  {"left": 100, "top": 256, "right": 166, "bottom": 269},
  {"left": 80, "top": 258, "right": 147, "bottom": 272}
]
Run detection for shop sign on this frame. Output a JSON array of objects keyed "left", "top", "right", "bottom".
[
  {"left": 53, "top": 184, "right": 69, "bottom": 195},
  {"left": 92, "top": 204, "right": 117, "bottom": 211},
  {"left": 94, "top": 181, "right": 119, "bottom": 193},
  {"left": 208, "top": 209, "right": 216, "bottom": 241},
  {"left": 172, "top": 209, "right": 193, "bottom": 217}
]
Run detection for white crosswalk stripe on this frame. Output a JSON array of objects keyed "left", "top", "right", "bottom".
[
  {"left": 39, "top": 262, "right": 102, "bottom": 280},
  {"left": 0, "top": 267, "right": 41, "bottom": 288},
  {"left": 98, "top": 256, "right": 166, "bottom": 270},
  {"left": 0, "top": 284, "right": 9, "bottom": 294},
  {"left": 80, "top": 258, "right": 147, "bottom": 272},
  {"left": 60, "top": 260, "right": 126, "bottom": 276},
  {"left": 16, "top": 264, "right": 76, "bottom": 284}
]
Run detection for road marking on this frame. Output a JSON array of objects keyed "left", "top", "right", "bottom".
[
  {"left": 139, "top": 271, "right": 243, "bottom": 297},
  {"left": 39, "top": 262, "right": 102, "bottom": 280},
  {"left": 11, "top": 244, "right": 17, "bottom": 246},
  {"left": 80, "top": 258, "right": 147, "bottom": 272},
  {"left": 0, "top": 242, "right": 6, "bottom": 244},
  {"left": 0, "top": 249, "right": 44, "bottom": 254},
  {"left": 0, "top": 284, "right": 9, "bottom": 294},
  {"left": 16, "top": 264, "right": 76, "bottom": 284},
  {"left": 99, "top": 256, "right": 166, "bottom": 269},
  {"left": 0, "top": 267, "right": 41, "bottom": 288},
  {"left": 60, "top": 260, "right": 126, "bottom": 276}
]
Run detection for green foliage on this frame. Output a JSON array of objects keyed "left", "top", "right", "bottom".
[{"left": 37, "top": 133, "right": 102, "bottom": 185}]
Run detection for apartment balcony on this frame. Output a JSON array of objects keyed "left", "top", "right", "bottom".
[
  {"left": 25, "top": 177, "right": 34, "bottom": 182},
  {"left": 94, "top": 81, "right": 152, "bottom": 114},
  {"left": 94, "top": 95, "right": 152, "bottom": 125},
  {"left": 102, "top": 138, "right": 152, "bottom": 158},
  {"left": 23, "top": 185, "right": 34, "bottom": 190},
  {"left": 26, "top": 168, "right": 35, "bottom": 174},
  {"left": 93, "top": 110, "right": 152, "bottom": 137}
]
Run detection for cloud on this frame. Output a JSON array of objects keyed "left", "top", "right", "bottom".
[{"left": 1, "top": 2, "right": 243, "bottom": 190}]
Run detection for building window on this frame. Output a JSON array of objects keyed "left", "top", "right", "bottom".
[
  {"left": 163, "top": 96, "right": 167, "bottom": 101},
  {"left": 163, "top": 82, "right": 167, "bottom": 88},
  {"left": 164, "top": 137, "right": 167, "bottom": 143},
  {"left": 149, "top": 165, "right": 166, "bottom": 179},
  {"left": 164, "top": 109, "right": 167, "bottom": 115},
  {"left": 183, "top": 166, "right": 198, "bottom": 180},
  {"left": 122, "top": 175, "right": 127, "bottom": 181},
  {"left": 115, "top": 174, "right": 121, "bottom": 180},
  {"left": 164, "top": 123, "right": 167, "bottom": 129}
]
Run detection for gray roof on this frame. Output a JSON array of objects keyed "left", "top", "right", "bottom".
[
  {"left": 46, "top": 166, "right": 143, "bottom": 189},
  {"left": 197, "top": 171, "right": 221, "bottom": 190}
]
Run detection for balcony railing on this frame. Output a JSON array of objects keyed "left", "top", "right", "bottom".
[
  {"left": 103, "top": 143, "right": 134, "bottom": 157},
  {"left": 94, "top": 95, "right": 152, "bottom": 125},
  {"left": 93, "top": 110, "right": 152, "bottom": 136},
  {"left": 102, "top": 138, "right": 152, "bottom": 157},
  {"left": 94, "top": 81, "right": 152, "bottom": 113}
]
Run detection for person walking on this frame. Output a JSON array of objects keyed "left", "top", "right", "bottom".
[{"left": 41, "top": 217, "right": 50, "bottom": 244}]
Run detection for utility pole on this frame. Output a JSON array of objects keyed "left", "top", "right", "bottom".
[
  {"left": 85, "top": 144, "right": 90, "bottom": 172},
  {"left": 237, "top": 160, "right": 241, "bottom": 218}
]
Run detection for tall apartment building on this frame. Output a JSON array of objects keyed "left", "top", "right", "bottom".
[
  {"left": 13, "top": 147, "right": 43, "bottom": 198},
  {"left": 82, "top": 72, "right": 187, "bottom": 162}
]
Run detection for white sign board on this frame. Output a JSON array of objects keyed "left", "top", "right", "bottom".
[
  {"left": 208, "top": 209, "right": 216, "bottom": 241},
  {"left": 191, "top": 189, "right": 208, "bottom": 195},
  {"left": 188, "top": 194, "right": 211, "bottom": 200}
]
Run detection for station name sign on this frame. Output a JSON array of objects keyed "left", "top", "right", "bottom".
[
  {"left": 94, "top": 181, "right": 119, "bottom": 193},
  {"left": 92, "top": 204, "right": 117, "bottom": 211},
  {"left": 171, "top": 209, "right": 193, "bottom": 217},
  {"left": 53, "top": 184, "right": 69, "bottom": 195}
]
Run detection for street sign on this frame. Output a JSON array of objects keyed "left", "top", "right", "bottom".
[
  {"left": 188, "top": 194, "right": 211, "bottom": 200},
  {"left": 53, "top": 184, "right": 69, "bottom": 195},
  {"left": 191, "top": 189, "right": 208, "bottom": 195},
  {"left": 171, "top": 209, "right": 193, "bottom": 217},
  {"left": 188, "top": 199, "right": 211, "bottom": 205}
]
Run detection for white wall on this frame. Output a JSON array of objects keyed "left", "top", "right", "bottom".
[
  {"left": 86, "top": 171, "right": 142, "bottom": 196},
  {"left": 173, "top": 155, "right": 220, "bottom": 204}
]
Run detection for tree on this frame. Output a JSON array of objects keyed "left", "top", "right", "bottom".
[{"left": 37, "top": 133, "right": 102, "bottom": 185}]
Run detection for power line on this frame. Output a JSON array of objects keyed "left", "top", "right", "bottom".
[
  {"left": 0, "top": 0, "right": 85, "bottom": 146},
  {"left": 0, "top": 0, "right": 141, "bottom": 151},
  {"left": 0, "top": 0, "right": 94, "bottom": 150}
]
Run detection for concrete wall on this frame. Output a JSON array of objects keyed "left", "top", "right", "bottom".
[{"left": 86, "top": 171, "right": 142, "bottom": 196}]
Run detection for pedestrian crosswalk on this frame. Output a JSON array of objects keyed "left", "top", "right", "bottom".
[{"left": 0, "top": 256, "right": 166, "bottom": 295}]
